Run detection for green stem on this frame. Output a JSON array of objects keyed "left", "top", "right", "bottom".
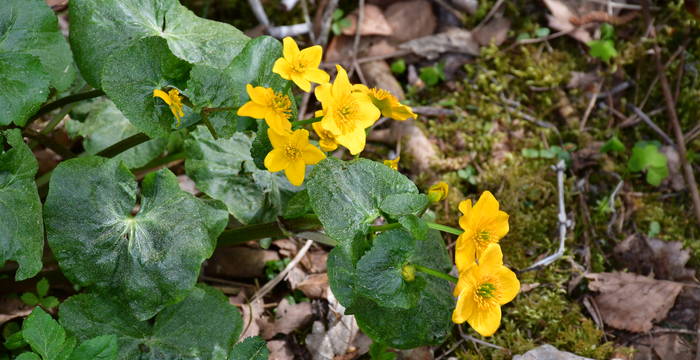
[
  {"left": 132, "top": 152, "right": 186, "bottom": 174},
  {"left": 414, "top": 264, "right": 458, "bottom": 283},
  {"left": 426, "top": 222, "right": 463, "bottom": 236},
  {"left": 369, "top": 223, "right": 401, "bottom": 232},
  {"left": 217, "top": 215, "right": 323, "bottom": 247},
  {"left": 40, "top": 102, "right": 78, "bottom": 135},
  {"left": 96, "top": 133, "right": 151, "bottom": 157},
  {"left": 291, "top": 116, "right": 322, "bottom": 127},
  {"left": 29, "top": 90, "right": 104, "bottom": 124},
  {"left": 201, "top": 113, "right": 219, "bottom": 140}
]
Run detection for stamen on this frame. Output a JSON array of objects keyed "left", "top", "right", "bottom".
[{"left": 284, "top": 145, "right": 301, "bottom": 160}]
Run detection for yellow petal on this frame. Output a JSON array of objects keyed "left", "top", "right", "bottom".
[
  {"left": 237, "top": 101, "right": 268, "bottom": 119},
  {"left": 453, "top": 267, "right": 476, "bottom": 297},
  {"left": 479, "top": 243, "right": 504, "bottom": 269},
  {"left": 474, "top": 191, "right": 501, "bottom": 217},
  {"left": 467, "top": 302, "right": 501, "bottom": 336},
  {"left": 483, "top": 212, "right": 510, "bottom": 242},
  {"left": 459, "top": 199, "right": 473, "bottom": 216},
  {"left": 387, "top": 103, "right": 417, "bottom": 121},
  {"left": 314, "top": 83, "right": 333, "bottom": 106},
  {"left": 353, "top": 94, "right": 381, "bottom": 129},
  {"left": 455, "top": 233, "right": 476, "bottom": 272},
  {"left": 153, "top": 89, "right": 172, "bottom": 105},
  {"left": 332, "top": 65, "right": 352, "bottom": 97},
  {"left": 336, "top": 128, "right": 366, "bottom": 155},
  {"left": 282, "top": 37, "right": 300, "bottom": 59},
  {"left": 352, "top": 84, "right": 370, "bottom": 93},
  {"left": 248, "top": 85, "right": 273, "bottom": 105},
  {"left": 319, "top": 138, "right": 338, "bottom": 152},
  {"left": 452, "top": 284, "right": 476, "bottom": 324},
  {"left": 285, "top": 159, "right": 306, "bottom": 186},
  {"left": 494, "top": 267, "right": 520, "bottom": 305},
  {"left": 289, "top": 129, "right": 309, "bottom": 148},
  {"left": 302, "top": 144, "right": 325, "bottom": 164},
  {"left": 272, "top": 58, "right": 293, "bottom": 80},
  {"left": 267, "top": 128, "right": 289, "bottom": 149},
  {"left": 320, "top": 114, "right": 342, "bottom": 136},
  {"left": 299, "top": 45, "right": 323, "bottom": 67},
  {"left": 305, "top": 67, "right": 330, "bottom": 85},
  {"left": 291, "top": 73, "right": 311, "bottom": 92},
  {"left": 264, "top": 149, "right": 289, "bottom": 172}
]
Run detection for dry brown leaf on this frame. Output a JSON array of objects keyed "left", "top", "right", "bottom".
[
  {"left": 660, "top": 146, "right": 685, "bottom": 191},
  {"left": 0, "top": 297, "right": 32, "bottom": 326},
  {"left": 273, "top": 239, "right": 298, "bottom": 258},
  {"left": 585, "top": 272, "right": 683, "bottom": 332},
  {"left": 473, "top": 17, "right": 511, "bottom": 46},
  {"left": 614, "top": 235, "right": 696, "bottom": 282},
  {"left": 542, "top": 0, "right": 593, "bottom": 43},
  {"left": 650, "top": 333, "right": 693, "bottom": 360},
  {"left": 512, "top": 344, "right": 593, "bottom": 360},
  {"left": 305, "top": 290, "right": 361, "bottom": 360},
  {"left": 260, "top": 298, "right": 314, "bottom": 339},
  {"left": 268, "top": 340, "right": 295, "bottom": 360},
  {"left": 365, "top": 40, "right": 398, "bottom": 58},
  {"left": 204, "top": 247, "right": 279, "bottom": 278},
  {"left": 177, "top": 175, "right": 199, "bottom": 195},
  {"left": 384, "top": 0, "right": 436, "bottom": 43},
  {"left": 399, "top": 28, "right": 480, "bottom": 60},
  {"left": 296, "top": 273, "right": 329, "bottom": 299},
  {"left": 342, "top": 4, "right": 393, "bottom": 36},
  {"left": 301, "top": 250, "right": 328, "bottom": 274},
  {"left": 231, "top": 297, "right": 264, "bottom": 339}
]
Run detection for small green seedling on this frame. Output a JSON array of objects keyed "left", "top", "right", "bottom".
[
  {"left": 628, "top": 141, "right": 669, "bottom": 186},
  {"left": 419, "top": 63, "right": 445, "bottom": 86},
  {"left": 331, "top": 9, "right": 351, "bottom": 35},
  {"left": 20, "top": 278, "right": 59, "bottom": 309},
  {"left": 588, "top": 24, "right": 618, "bottom": 62},
  {"left": 600, "top": 135, "right": 625, "bottom": 154},
  {"left": 390, "top": 59, "right": 406, "bottom": 75}
]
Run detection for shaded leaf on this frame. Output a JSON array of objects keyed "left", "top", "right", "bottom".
[
  {"left": 22, "top": 308, "right": 66, "bottom": 360},
  {"left": 628, "top": 142, "right": 669, "bottom": 186},
  {"left": 0, "top": 54, "right": 50, "bottom": 126},
  {"left": 16, "top": 353, "right": 41, "bottom": 360},
  {"left": 44, "top": 156, "right": 228, "bottom": 320},
  {"left": 398, "top": 215, "right": 428, "bottom": 241},
  {"left": 379, "top": 194, "right": 428, "bottom": 218},
  {"left": 69, "top": 335, "right": 118, "bottom": 360},
  {"left": 250, "top": 121, "right": 273, "bottom": 170},
  {"left": 229, "top": 337, "right": 269, "bottom": 360}
]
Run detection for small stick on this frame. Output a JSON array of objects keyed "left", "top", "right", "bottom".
[
  {"left": 519, "top": 160, "right": 570, "bottom": 273},
  {"left": 317, "top": 0, "right": 339, "bottom": 47},
  {"left": 580, "top": 82, "right": 601, "bottom": 131},
  {"left": 251, "top": 239, "right": 313, "bottom": 302},
  {"left": 629, "top": 105, "right": 675, "bottom": 146}
]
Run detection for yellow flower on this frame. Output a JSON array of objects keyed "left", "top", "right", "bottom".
[
  {"left": 384, "top": 157, "right": 399, "bottom": 170},
  {"left": 312, "top": 121, "right": 338, "bottom": 152},
  {"left": 455, "top": 191, "right": 509, "bottom": 271},
  {"left": 264, "top": 128, "right": 325, "bottom": 186},
  {"left": 237, "top": 84, "right": 292, "bottom": 135},
  {"left": 428, "top": 182, "right": 449, "bottom": 202},
  {"left": 314, "top": 65, "right": 380, "bottom": 155},
  {"left": 273, "top": 37, "right": 330, "bottom": 92},
  {"left": 353, "top": 84, "right": 417, "bottom": 121},
  {"left": 153, "top": 88, "right": 185, "bottom": 125},
  {"left": 452, "top": 243, "right": 519, "bottom": 337}
]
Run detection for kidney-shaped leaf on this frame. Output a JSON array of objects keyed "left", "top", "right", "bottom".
[
  {"left": 0, "top": 129, "right": 43, "bottom": 281},
  {"left": 60, "top": 284, "right": 242, "bottom": 360},
  {"left": 0, "top": 54, "right": 50, "bottom": 127},
  {"left": 69, "top": 0, "right": 248, "bottom": 88},
  {"left": 44, "top": 156, "right": 228, "bottom": 320},
  {"left": 185, "top": 126, "right": 297, "bottom": 224}
]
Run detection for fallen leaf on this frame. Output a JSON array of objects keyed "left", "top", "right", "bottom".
[
  {"left": 177, "top": 175, "right": 199, "bottom": 195},
  {"left": 666, "top": 287, "right": 700, "bottom": 330},
  {"left": 342, "top": 4, "right": 393, "bottom": 36},
  {"left": 305, "top": 291, "right": 361, "bottom": 360},
  {"left": 650, "top": 333, "right": 693, "bottom": 360},
  {"left": 360, "top": 60, "right": 404, "bottom": 98},
  {"left": 399, "top": 28, "right": 480, "bottom": 60},
  {"left": 285, "top": 266, "right": 307, "bottom": 289},
  {"left": 384, "top": 0, "right": 436, "bottom": 43},
  {"left": 365, "top": 40, "right": 398, "bottom": 58},
  {"left": 614, "top": 234, "right": 696, "bottom": 282},
  {"left": 542, "top": 0, "right": 592, "bottom": 43},
  {"left": 268, "top": 340, "right": 295, "bottom": 360},
  {"left": 0, "top": 297, "right": 32, "bottom": 326},
  {"left": 273, "top": 239, "right": 298, "bottom": 258},
  {"left": 585, "top": 272, "right": 683, "bottom": 332},
  {"left": 301, "top": 251, "right": 328, "bottom": 274},
  {"left": 473, "top": 17, "right": 511, "bottom": 46},
  {"left": 232, "top": 297, "right": 264, "bottom": 339},
  {"left": 260, "top": 298, "right": 314, "bottom": 339},
  {"left": 296, "top": 273, "right": 329, "bottom": 299},
  {"left": 205, "top": 247, "right": 279, "bottom": 278},
  {"left": 660, "top": 146, "right": 685, "bottom": 191},
  {"left": 512, "top": 344, "right": 593, "bottom": 360},
  {"left": 399, "top": 347, "right": 433, "bottom": 360}
]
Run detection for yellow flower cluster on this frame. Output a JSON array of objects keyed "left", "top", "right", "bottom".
[{"left": 452, "top": 191, "right": 520, "bottom": 337}]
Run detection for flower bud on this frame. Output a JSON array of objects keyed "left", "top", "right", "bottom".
[
  {"left": 401, "top": 263, "right": 416, "bottom": 282},
  {"left": 428, "top": 182, "right": 449, "bottom": 202}
]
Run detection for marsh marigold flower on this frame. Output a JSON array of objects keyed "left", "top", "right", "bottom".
[
  {"left": 153, "top": 88, "right": 185, "bottom": 125},
  {"left": 452, "top": 243, "right": 519, "bottom": 336},
  {"left": 273, "top": 37, "right": 330, "bottom": 92},
  {"left": 353, "top": 84, "right": 417, "bottom": 121},
  {"left": 237, "top": 84, "right": 292, "bottom": 134},
  {"left": 315, "top": 65, "right": 380, "bottom": 155},
  {"left": 384, "top": 157, "right": 399, "bottom": 170},
  {"left": 455, "top": 191, "right": 509, "bottom": 271},
  {"left": 312, "top": 121, "right": 338, "bottom": 152},
  {"left": 428, "top": 182, "right": 449, "bottom": 202},
  {"left": 264, "top": 128, "right": 325, "bottom": 186}
]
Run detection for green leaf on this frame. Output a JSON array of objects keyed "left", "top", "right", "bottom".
[
  {"left": 4, "top": 331, "right": 27, "bottom": 350},
  {"left": 16, "top": 353, "right": 41, "bottom": 360},
  {"left": 36, "top": 278, "right": 50, "bottom": 298},
  {"left": 369, "top": 342, "right": 396, "bottom": 360},
  {"left": 0, "top": 129, "right": 44, "bottom": 280},
  {"left": 628, "top": 142, "right": 669, "bottom": 186},
  {"left": 186, "top": 36, "right": 292, "bottom": 139},
  {"left": 379, "top": 194, "right": 428, "bottom": 218},
  {"left": 228, "top": 337, "right": 268, "bottom": 360},
  {"left": 327, "top": 229, "right": 454, "bottom": 349},
  {"left": 101, "top": 37, "right": 192, "bottom": 138},
  {"left": 60, "top": 284, "right": 242, "bottom": 360},
  {"left": 56, "top": 336, "right": 77, "bottom": 360},
  {"left": 306, "top": 158, "right": 419, "bottom": 260},
  {"left": 69, "top": 335, "right": 117, "bottom": 360},
  {"left": 69, "top": 0, "right": 248, "bottom": 88},
  {"left": 44, "top": 156, "right": 228, "bottom": 320},
  {"left": 600, "top": 136, "right": 625, "bottom": 153},
  {"left": 534, "top": 27, "right": 551, "bottom": 38},
  {"left": 588, "top": 39, "right": 618, "bottom": 62},
  {"left": 21, "top": 293, "right": 40, "bottom": 307},
  {"left": 40, "top": 297, "right": 60, "bottom": 310},
  {"left": 66, "top": 99, "right": 167, "bottom": 168},
  {"left": 398, "top": 215, "right": 428, "bottom": 241},
  {"left": 283, "top": 190, "right": 311, "bottom": 219},
  {"left": 0, "top": 0, "right": 76, "bottom": 92},
  {"left": 250, "top": 121, "right": 273, "bottom": 170},
  {"left": 355, "top": 229, "right": 427, "bottom": 309},
  {"left": 648, "top": 221, "right": 661, "bottom": 238},
  {"left": 600, "top": 23, "right": 615, "bottom": 40},
  {"left": 419, "top": 66, "right": 442, "bottom": 86},
  {"left": 0, "top": 54, "right": 50, "bottom": 126},
  {"left": 185, "top": 126, "right": 297, "bottom": 224},
  {"left": 22, "top": 308, "right": 65, "bottom": 360},
  {"left": 390, "top": 59, "right": 406, "bottom": 75}
]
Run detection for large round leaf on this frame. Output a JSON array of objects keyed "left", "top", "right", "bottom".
[
  {"left": 186, "top": 36, "right": 292, "bottom": 139},
  {"left": 0, "top": 0, "right": 75, "bottom": 92},
  {"left": 101, "top": 37, "right": 192, "bottom": 138},
  {"left": 44, "top": 156, "right": 228, "bottom": 320},
  {"left": 185, "top": 126, "right": 297, "bottom": 224},
  {"left": 0, "top": 129, "right": 43, "bottom": 280},
  {"left": 69, "top": 0, "right": 248, "bottom": 88},
  {"left": 0, "top": 54, "right": 50, "bottom": 126},
  {"left": 60, "top": 284, "right": 242, "bottom": 360}
]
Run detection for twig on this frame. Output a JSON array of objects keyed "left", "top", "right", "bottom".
[
  {"left": 247, "top": 0, "right": 270, "bottom": 27},
  {"left": 474, "top": 0, "right": 505, "bottom": 31},
  {"left": 251, "top": 239, "right": 313, "bottom": 302},
  {"left": 685, "top": 124, "right": 700, "bottom": 144},
  {"left": 580, "top": 82, "right": 601, "bottom": 131},
  {"left": 300, "top": 0, "right": 316, "bottom": 43},
  {"left": 642, "top": 0, "right": 700, "bottom": 226},
  {"left": 606, "top": 179, "right": 624, "bottom": 238},
  {"left": 317, "top": 0, "right": 339, "bottom": 47},
  {"left": 435, "top": 339, "right": 465, "bottom": 360},
  {"left": 458, "top": 325, "right": 508, "bottom": 351},
  {"left": 629, "top": 105, "right": 675, "bottom": 146},
  {"left": 519, "top": 160, "right": 570, "bottom": 273},
  {"left": 349, "top": 0, "right": 366, "bottom": 83},
  {"left": 432, "top": 0, "right": 466, "bottom": 22}
]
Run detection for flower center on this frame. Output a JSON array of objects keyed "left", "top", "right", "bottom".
[
  {"left": 291, "top": 58, "right": 307, "bottom": 73},
  {"left": 333, "top": 96, "right": 359, "bottom": 133},
  {"left": 272, "top": 93, "right": 291, "bottom": 115},
  {"left": 476, "top": 283, "right": 496, "bottom": 299},
  {"left": 474, "top": 230, "right": 490, "bottom": 249},
  {"left": 284, "top": 144, "right": 301, "bottom": 160}
]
